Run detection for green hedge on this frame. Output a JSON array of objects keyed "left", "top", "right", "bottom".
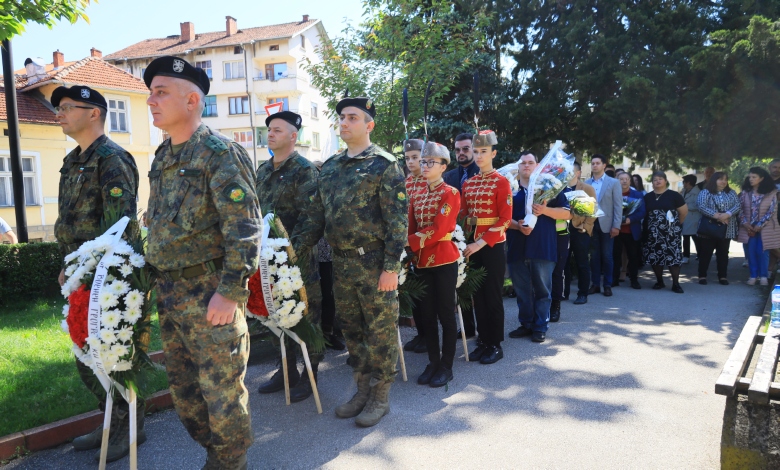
[{"left": 0, "top": 243, "right": 62, "bottom": 304}]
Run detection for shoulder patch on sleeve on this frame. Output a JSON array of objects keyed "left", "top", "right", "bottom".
[
  {"left": 95, "top": 144, "right": 114, "bottom": 158},
  {"left": 108, "top": 184, "right": 125, "bottom": 198},
  {"left": 397, "top": 192, "right": 406, "bottom": 201},
  {"left": 205, "top": 135, "right": 229, "bottom": 154},
  {"left": 377, "top": 150, "right": 397, "bottom": 162},
  {"left": 223, "top": 182, "right": 248, "bottom": 203}
]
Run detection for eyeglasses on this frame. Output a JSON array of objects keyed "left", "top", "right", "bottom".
[
  {"left": 420, "top": 160, "right": 446, "bottom": 168},
  {"left": 455, "top": 147, "right": 471, "bottom": 153},
  {"left": 54, "top": 105, "right": 96, "bottom": 114}
]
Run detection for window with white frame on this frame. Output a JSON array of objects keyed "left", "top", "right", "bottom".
[
  {"left": 312, "top": 132, "right": 320, "bottom": 150},
  {"left": 108, "top": 99, "right": 128, "bottom": 132},
  {"left": 229, "top": 96, "right": 249, "bottom": 115},
  {"left": 0, "top": 156, "right": 38, "bottom": 206},
  {"left": 202, "top": 95, "right": 217, "bottom": 117},
  {"left": 224, "top": 61, "right": 245, "bottom": 80},
  {"left": 267, "top": 97, "right": 289, "bottom": 111},
  {"left": 233, "top": 131, "right": 254, "bottom": 148},
  {"left": 311, "top": 102, "right": 318, "bottom": 119},
  {"left": 196, "top": 60, "right": 213, "bottom": 80}
]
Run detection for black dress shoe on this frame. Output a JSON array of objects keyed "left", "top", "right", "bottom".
[
  {"left": 532, "top": 331, "right": 546, "bottom": 343},
  {"left": 573, "top": 295, "right": 588, "bottom": 305},
  {"left": 404, "top": 335, "right": 423, "bottom": 352},
  {"left": 430, "top": 366, "right": 453, "bottom": 388},
  {"left": 468, "top": 341, "right": 488, "bottom": 361},
  {"left": 326, "top": 333, "right": 346, "bottom": 351},
  {"left": 588, "top": 285, "right": 601, "bottom": 295},
  {"left": 630, "top": 280, "right": 641, "bottom": 290},
  {"left": 550, "top": 299, "right": 561, "bottom": 323},
  {"left": 413, "top": 339, "right": 428, "bottom": 354},
  {"left": 699, "top": 278, "right": 707, "bottom": 285},
  {"left": 719, "top": 278, "right": 730, "bottom": 285},
  {"left": 508, "top": 326, "right": 533, "bottom": 338},
  {"left": 652, "top": 282, "right": 666, "bottom": 290},
  {"left": 290, "top": 365, "right": 318, "bottom": 403},
  {"left": 480, "top": 345, "right": 503, "bottom": 364},
  {"left": 417, "top": 363, "right": 437, "bottom": 385},
  {"left": 672, "top": 283, "right": 684, "bottom": 293},
  {"left": 603, "top": 286, "right": 613, "bottom": 297}
]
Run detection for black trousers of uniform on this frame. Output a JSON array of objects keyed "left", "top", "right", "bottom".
[
  {"left": 470, "top": 242, "right": 506, "bottom": 347},
  {"left": 417, "top": 262, "right": 458, "bottom": 369},
  {"left": 410, "top": 266, "right": 426, "bottom": 337}
]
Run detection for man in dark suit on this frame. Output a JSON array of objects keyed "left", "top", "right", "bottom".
[
  {"left": 443, "top": 133, "right": 479, "bottom": 192},
  {"left": 585, "top": 154, "right": 622, "bottom": 296}
]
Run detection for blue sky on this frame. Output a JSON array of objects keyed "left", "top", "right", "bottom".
[{"left": 10, "top": 0, "right": 364, "bottom": 69}]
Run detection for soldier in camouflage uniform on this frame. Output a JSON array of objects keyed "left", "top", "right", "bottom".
[
  {"left": 144, "top": 56, "right": 261, "bottom": 470},
  {"left": 51, "top": 85, "right": 144, "bottom": 463},
  {"left": 314, "top": 96, "right": 408, "bottom": 427},
  {"left": 255, "top": 110, "right": 323, "bottom": 402}
]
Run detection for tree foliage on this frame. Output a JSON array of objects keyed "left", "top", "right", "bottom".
[{"left": 0, "top": 0, "right": 93, "bottom": 41}]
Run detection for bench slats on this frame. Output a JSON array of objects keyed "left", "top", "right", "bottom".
[
  {"left": 715, "top": 316, "right": 763, "bottom": 397},
  {"left": 748, "top": 324, "right": 780, "bottom": 404}
]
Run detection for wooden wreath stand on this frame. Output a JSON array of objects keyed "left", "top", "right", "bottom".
[{"left": 268, "top": 325, "right": 323, "bottom": 414}]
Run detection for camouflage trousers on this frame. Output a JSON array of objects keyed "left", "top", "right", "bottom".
[
  {"left": 332, "top": 249, "right": 399, "bottom": 382},
  {"left": 156, "top": 271, "right": 252, "bottom": 462}
]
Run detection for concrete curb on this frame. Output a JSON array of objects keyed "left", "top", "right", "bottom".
[{"left": 0, "top": 352, "right": 171, "bottom": 462}]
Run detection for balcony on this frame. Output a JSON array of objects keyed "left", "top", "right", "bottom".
[{"left": 251, "top": 73, "right": 308, "bottom": 95}]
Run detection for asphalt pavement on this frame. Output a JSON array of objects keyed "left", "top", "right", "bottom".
[{"left": 6, "top": 243, "right": 764, "bottom": 469}]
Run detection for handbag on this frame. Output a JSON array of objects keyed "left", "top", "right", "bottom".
[{"left": 697, "top": 193, "right": 728, "bottom": 239}]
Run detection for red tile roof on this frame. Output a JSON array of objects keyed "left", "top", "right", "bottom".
[
  {"left": 14, "top": 57, "right": 148, "bottom": 92},
  {"left": 103, "top": 19, "right": 319, "bottom": 60},
  {"left": 0, "top": 87, "right": 58, "bottom": 125}
]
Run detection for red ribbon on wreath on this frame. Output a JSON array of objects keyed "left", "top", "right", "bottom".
[{"left": 66, "top": 284, "right": 91, "bottom": 348}]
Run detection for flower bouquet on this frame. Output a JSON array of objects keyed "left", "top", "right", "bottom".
[
  {"left": 452, "top": 224, "right": 486, "bottom": 310},
  {"left": 398, "top": 249, "right": 426, "bottom": 318},
  {"left": 566, "top": 190, "right": 605, "bottom": 218},
  {"left": 60, "top": 207, "right": 154, "bottom": 469},
  {"left": 622, "top": 197, "right": 642, "bottom": 224},
  {"left": 523, "top": 140, "right": 575, "bottom": 228},
  {"left": 496, "top": 162, "right": 520, "bottom": 195}
]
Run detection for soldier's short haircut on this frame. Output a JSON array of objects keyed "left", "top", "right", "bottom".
[
  {"left": 364, "top": 112, "right": 374, "bottom": 124},
  {"left": 179, "top": 80, "right": 205, "bottom": 115},
  {"left": 97, "top": 107, "right": 107, "bottom": 124}
]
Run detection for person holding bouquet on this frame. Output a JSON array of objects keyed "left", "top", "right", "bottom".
[
  {"left": 461, "top": 130, "right": 512, "bottom": 364},
  {"left": 408, "top": 142, "right": 460, "bottom": 387},
  {"left": 585, "top": 154, "right": 623, "bottom": 297},
  {"left": 613, "top": 172, "right": 646, "bottom": 289},
  {"left": 565, "top": 161, "right": 597, "bottom": 305},
  {"left": 402, "top": 138, "right": 429, "bottom": 354}
]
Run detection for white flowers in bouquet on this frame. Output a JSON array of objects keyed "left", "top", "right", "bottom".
[
  {"left": 523, "top": 140, "right": 575, "bottom": 229},
  {"left": 452, "top": 225, "right": 469, "bottom": 288},
  {"left": 496, "top": 162, "right": 520, "bottom": 195}
]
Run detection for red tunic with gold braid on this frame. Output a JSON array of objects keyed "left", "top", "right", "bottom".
[
  {"left": 408, "top": 179, "right": 461, "bottom": 268},
  {"left": 460, "top": 169, "right": 512, "bottom": 246},
  {"left": 405, "top": 173, "right": 427, "bottom": 207}
]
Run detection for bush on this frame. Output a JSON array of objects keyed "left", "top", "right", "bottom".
[{"left": 0, "top": 243, "right": 62, "bottom": 304}]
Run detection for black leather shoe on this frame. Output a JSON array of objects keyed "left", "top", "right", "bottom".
[
  {"left": 404, "top": 335, "right": 423, "bottom": 352},
  {"left": 532, "top": 331, "right": 546, "bottom": 343},
  {"left": 326, "top": 333, "right": 346, "bottom": 351},
  {"left": 699, "top": 278, "right": 707, "bottom": 285},
  {"left": 480, "top": 345, "right": 503, "bottom": 364},
  {"left": 468, "top": 341, "right": 488, "bottom": 361},
  {"left": 588, "top": 285, "right": 601, "bottom": 295},
  {"left": 573, "top": 295, "right": 588, "bottom": 305},
  {"left": 550, "top": 300, "right": 561, "bottom": 323},
  {"left": 290, "top": 365, "right": 317, "bottom": 403},
  {"left": 259, "top": 357, "right": 299, "bottom": 394},
  {"left": 508, "top": 326, "right": 533, "bottom": 338},
  {"left": 413, "top": 338, "right": 428, "bottom": 354},
  {"left": 652, "top": 282, "right": 666, "bottom": 290},
  {"left": 603, "top": 286, "right": 613, "bottom": 297},
  {"left": 672, "top": 283, "right": 684, "bottom": 294},
  {"left": 630, "top": 280, "right": 641, "bottom": 289},
  {"left": 430, "top": 366, "right": 453, "bottom": 388},
  {"left": 417, "top": 363, "right": 437, "bottom": 385},
  {"left": 719, "top": 278, "right": 729, "bottom": 285}
]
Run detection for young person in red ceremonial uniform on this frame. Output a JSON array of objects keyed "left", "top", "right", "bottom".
[
  {"left": 408, "top": 142, "right": 461, "bottom": 387},
  {"left": 402, "top": 138, "right": 430, "bottom": 354},
  {"left": 461, "top": 130, "right": 512, "bottom": 364}
]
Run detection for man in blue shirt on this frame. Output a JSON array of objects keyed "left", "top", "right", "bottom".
[
  {"left": 507, "top": 151, "right": 571, "bottom": 343},
  {"left": 443, "top": 133, "right": 480, "bottom": 193}
]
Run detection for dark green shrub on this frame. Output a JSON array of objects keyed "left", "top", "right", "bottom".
[{"left": 0, "top": 243, "right": 62, "bottom": 304}]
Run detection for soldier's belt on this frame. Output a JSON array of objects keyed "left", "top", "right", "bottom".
[
  {"left": 465, "top": 217, "right": 499, "bottom": 226},
  {"left": 162, "top": 257, "right": 224, "bottom": 282},
  {"left": 332, "top": 240, "right": 384, "bottom": 258},
  {"left": 439, "top": 234, "right": 452, "bottom": 241}
]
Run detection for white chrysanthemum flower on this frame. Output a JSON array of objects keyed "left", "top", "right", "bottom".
[
  {"left": 260, "top": 247, "right": 275, "bottom": 260},
  {"left": 62, "top": 304, "right": 70, "bottom": 317},
  {"left": 277, "top": 277, "right": 293, "bottom": 292},
  {"left": 119, "top": 263, "right": 134, "bottom": 278},
  {"left": 101, "top": 254, "right": 123, "bottom": 268},
  {"left": 99, "top": 291, "right": 119, "bottom": 309},
  {"left": 61, "top": 319, "right": 69, "bottom": 333},
  {"left": 124, "top": 308, "right": 142, "bottom": 324},
  {"left": 113, "top": 361, "right": 133, "bottom": 372},
  {"left": 274, "top": 251, "right": 288, "bottom": 264},
  {"left": 113, "top": 241, "right": 133, "bottom": 255},
  {"left": 268, "top": 264, "right": 278, "bottom": 276},
  {"left": 64, "top": 251, "right": 81, "bottom": 263},
  {"left": 116, "top": 327, "right": 133, "bottom": 343},
  {"left": 86, "top": 335, "right": 101, "bottom": 349},
  {"left": 124, "top": 290, "right": 144, "bottom": 308},
  {"left": 291, "top": 278, "right": 304, "bottom": 291},
  {"left": 108, "top": 280, "right": 130, "bottom": 296},
  {"left": 289, "top": 266, "right": 301, "bottom": 279},
  {"left": 294, "top": 302, "right": 305, "bottom": 315},
  {"left": 65, "top": 264, "right": 78, "bottom": 277},
  {"left": 101, "top": 310, "right": 121, "bottom": 329},
  {"left": 77, "top": 239, "right": 98, "bottom": 255},
  {"left": 128, "top": 253, "right": 145, "bottom": 268},
  {"left": 100, "top": 329, "right": 117, "bottom": 344},
  {"left": 277, "top": 265, "right": 291, "bottom": 278},
  {"left": 84, "top": 257, "right": 98, "bottom": 269},
  {"left": 284, "top": 311, "right": 304, "bottom": 328},
  {"left": 99, "top": 343, "right": 111, "bottom": 355},
  {"left": 111, "top": 344, "right": 129, "bottom": 357},
  {"left": 106, "top": 274, "right": 116, "bottom": 283}
]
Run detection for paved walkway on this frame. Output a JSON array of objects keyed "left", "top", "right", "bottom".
[{"left": 7, "top": 245, "right": 765, "bottom": 469}]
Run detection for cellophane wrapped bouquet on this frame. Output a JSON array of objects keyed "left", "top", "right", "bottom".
[{"left": 523, "top": 140, "right": 575, "bottom": 228}]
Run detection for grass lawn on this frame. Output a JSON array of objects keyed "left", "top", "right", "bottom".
[{"left": 0, "top": 298, "right": 168, "bottom": 437}]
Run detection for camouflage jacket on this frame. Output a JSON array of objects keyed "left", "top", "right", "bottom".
[
  {"left": 146, "top": 124, "right": 261, "bottom": 303},
  {"left": 317, "top": 144, "right": 408, "bottom": 273},
  {"left": 55, "top": 134, "right": 139, "bottom": 256}
]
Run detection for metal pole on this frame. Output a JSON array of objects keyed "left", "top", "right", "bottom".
[
  {"left": 243, "top": 43, "right": 257, "bottom": 168},
  {"left": 1, "top": 39, "right": 28, "bottom": 242}
]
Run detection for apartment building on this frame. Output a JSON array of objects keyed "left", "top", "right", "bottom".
[{"left": 104, "top": 15, "right": 338, "bottom": 166}]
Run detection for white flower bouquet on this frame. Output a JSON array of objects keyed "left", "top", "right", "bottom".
[{"left": 523, "top": 140, "right": 575, "bottom": 228}]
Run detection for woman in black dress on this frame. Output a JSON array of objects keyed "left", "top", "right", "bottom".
[{"left": 642, "top": 171, "right": 689, "bottom": 293}]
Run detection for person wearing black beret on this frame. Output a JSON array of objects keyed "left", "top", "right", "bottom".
[
  {"left": 50, "top": 84, "right": 142, "bottom": 462},
  {"left": 144, "top": 55, "right": 261, "bottom": 469},
  {"left": 255, "top": 110, "right": 326, "bottom": 404}
]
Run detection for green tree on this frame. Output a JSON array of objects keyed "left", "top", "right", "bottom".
[
  {"left": 0, "top": 0, "right": 93, "bottom": 40},
  {"left": 304, "top": 0, "right": 490, "bottom": 152}
]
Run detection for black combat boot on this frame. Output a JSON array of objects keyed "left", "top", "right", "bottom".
[{"left": 258, "top": 350, "right": 299, "bottom": 394}]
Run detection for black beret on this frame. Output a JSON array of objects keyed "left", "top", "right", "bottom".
[
  {"left": 50, "top": 86, "right": 107, "bottom": 109},
  {"left": 265, "top": 111, "right": 302, "bottom": 130},
  {"left": 143, "top": 56, "right": 210, "bottom": 94},
  {"left": 336, "top": 96, "right": 376, "bottom": 119}
]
